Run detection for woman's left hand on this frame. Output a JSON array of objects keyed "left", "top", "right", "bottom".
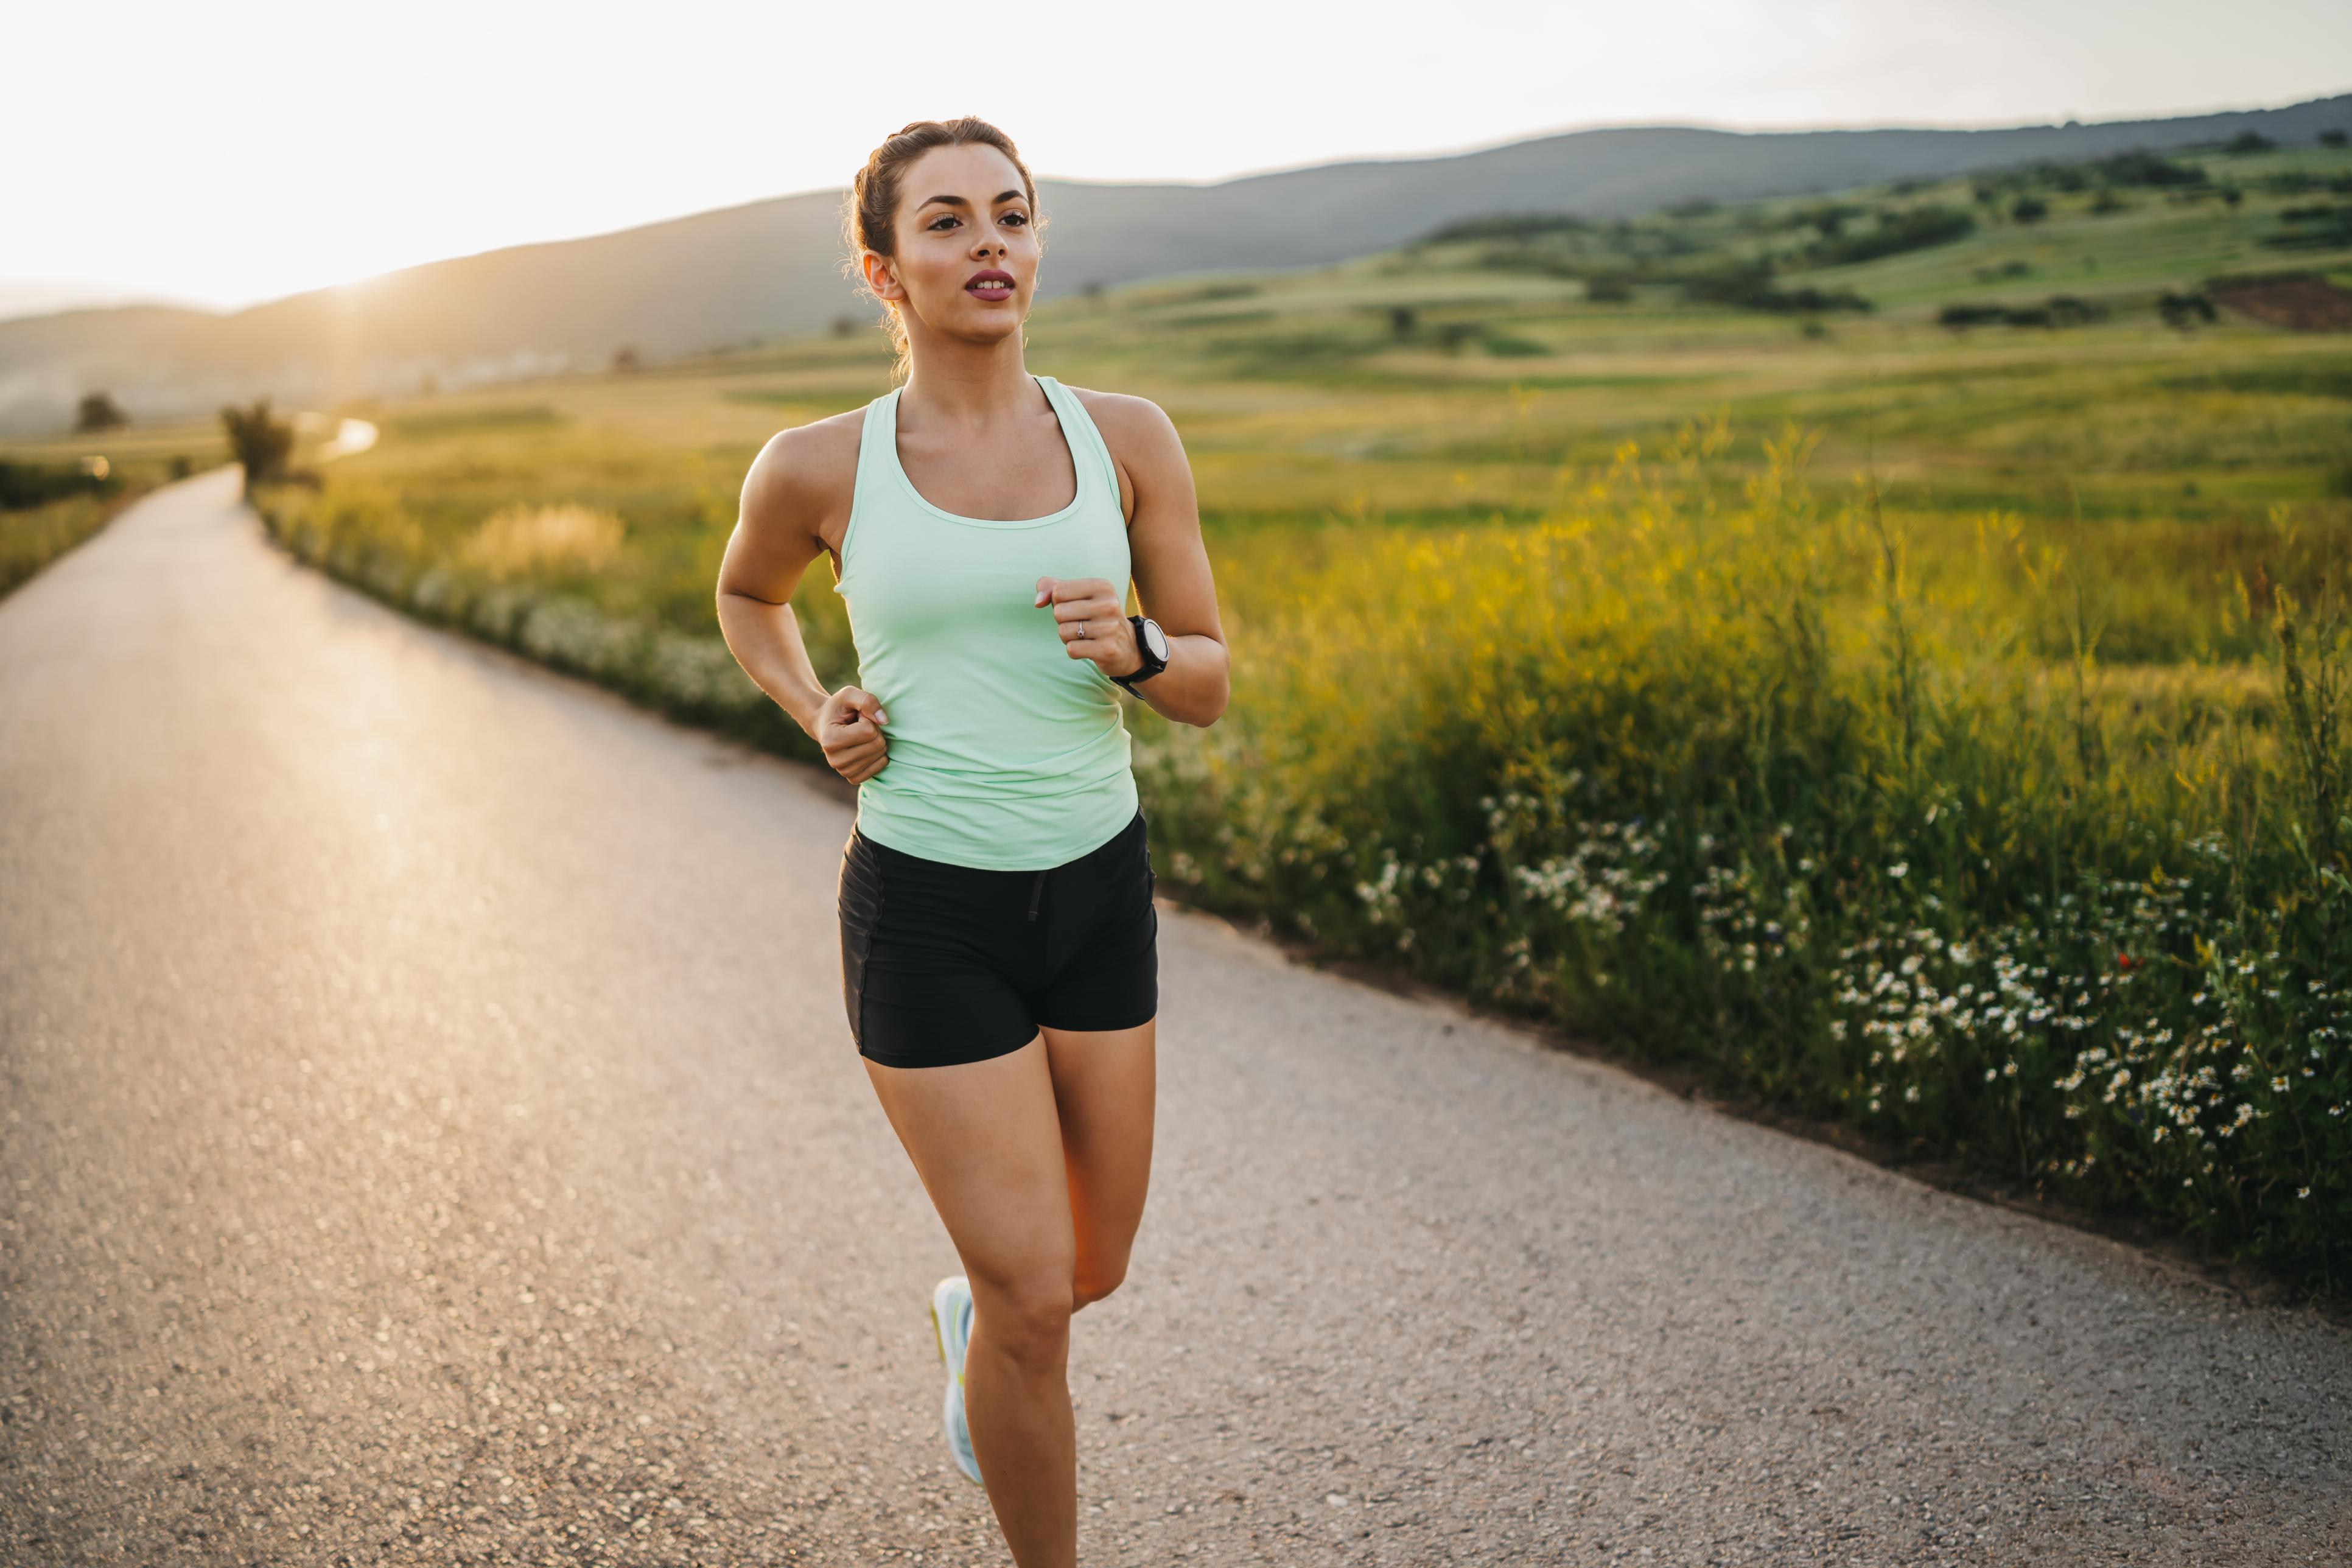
[{"left": 1035, "top": 576, "right": 1141, "bottom": 679}]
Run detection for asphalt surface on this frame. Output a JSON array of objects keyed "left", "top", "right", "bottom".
[{"left": 2, "top": 468, "right": 2346, "bottom": 1567}]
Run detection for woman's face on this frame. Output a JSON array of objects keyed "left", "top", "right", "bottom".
[{"left": 864, "top": 142, "right": 1039, "bottom": 347}]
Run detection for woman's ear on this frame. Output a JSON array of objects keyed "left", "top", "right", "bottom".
[{"left": 861, "top": 251, "right": 905, "bottom": 304}]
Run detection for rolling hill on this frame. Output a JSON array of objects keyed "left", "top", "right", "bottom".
[{"left": 4, "top": 93, "right": 2347, "bottom": 433}]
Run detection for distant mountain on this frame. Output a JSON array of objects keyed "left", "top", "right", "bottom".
[{"left": 5, "top": 94, "right": 2347, "bottom": 433}]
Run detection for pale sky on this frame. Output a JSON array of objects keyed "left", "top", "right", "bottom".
[{"left": 7, "top": 0, "right": 2347, "bottom": 319}]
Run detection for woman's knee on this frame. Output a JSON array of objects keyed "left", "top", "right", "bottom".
[
  {"left": 971, "top": 1272, "right": 1075, "bottom": 1366},
  {"left": 1072, "top": 1257, "right": 1127, "bottom": 1310}
]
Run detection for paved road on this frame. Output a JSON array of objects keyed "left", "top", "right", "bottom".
[{"left": 2, "top": 469, "right": 2346, "bottom": 1567}]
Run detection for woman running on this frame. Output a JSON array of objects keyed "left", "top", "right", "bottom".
[{"left": 714, "top": 117, "right": 1229, "bottom": 1567}]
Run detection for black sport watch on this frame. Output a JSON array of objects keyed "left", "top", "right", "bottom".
[{"left": 1110, "top": 615, "right": 1169, "bottom": 692}]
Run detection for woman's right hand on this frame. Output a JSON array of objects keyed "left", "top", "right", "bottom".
[{"left": 817, "top": 686, "right": 889, "bottom": 784}]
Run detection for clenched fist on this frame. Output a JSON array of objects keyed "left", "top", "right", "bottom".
[
  {"left": 817, "top": 685, "right": 889, "bottom": 785},
  {"left": 1035, "top": 576, "right": 1142, "bottom": 680}
]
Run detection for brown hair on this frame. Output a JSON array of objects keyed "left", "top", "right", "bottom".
[{"left": 841, "top": 117, "right": 1046, "bottom": 382}]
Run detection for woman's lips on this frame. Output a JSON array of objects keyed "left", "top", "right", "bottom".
[{"left": 965, "top": 270, "right": 1015, "bottom": 301}]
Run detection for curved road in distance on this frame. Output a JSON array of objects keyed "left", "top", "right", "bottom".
[{"left": 2, "top": 469, "right": 2345, "bottom": 1567}]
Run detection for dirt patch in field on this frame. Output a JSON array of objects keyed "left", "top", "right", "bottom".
[{"left": 2207, "top": 272, "right": 2352, "bottom": 331}]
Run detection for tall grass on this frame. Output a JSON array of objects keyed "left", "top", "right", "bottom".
[
  {"left": 458, "top": 502, "right": 626, "bottom": 580},
  {"left": 0, "top": 460, "right": 184, "bottom": 600},
  {"left": 2, "top": 492, "right": 123, "bottom": 598},
  {"left": 1130, "top": 422, "right": 2348, "bottom": 1288}
]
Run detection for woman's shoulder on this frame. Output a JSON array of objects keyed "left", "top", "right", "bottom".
[
  {"left": 1061, "top": 384, "right": 1183, "bottom": 463},
  {"left": 752, "top": 405, "right": 869, "bottom": 481},
  {"left": 741, "top": 407, "right": 868, "bottom": 527}
]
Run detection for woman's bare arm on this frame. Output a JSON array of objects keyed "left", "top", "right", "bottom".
[
  {"left": 715, "top": 416, "right": 893, "bottom": 784},
  {"left": 1074, "top": 390, "right": 1230, "bottom": 728}
]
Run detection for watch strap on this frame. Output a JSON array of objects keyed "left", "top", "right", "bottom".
[{"left": 1110, "top": 615, "right": 1167, "bottom": 691}]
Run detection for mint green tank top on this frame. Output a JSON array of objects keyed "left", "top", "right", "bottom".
[{"left": 833, "top": 374, "right": 1139, "bottom": 870}]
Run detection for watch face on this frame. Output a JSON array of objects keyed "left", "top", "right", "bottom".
[{"left": 1141, "top": 619, "right": 1170, "bottom": 660}]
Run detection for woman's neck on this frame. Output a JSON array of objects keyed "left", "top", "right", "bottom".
[{"left": 898, "top": 334, "right": 1040, "bottom": 429}]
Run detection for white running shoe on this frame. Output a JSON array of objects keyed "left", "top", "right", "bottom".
[{"left": 929, "top": 1275, "right": 982, "bottom": 1485}]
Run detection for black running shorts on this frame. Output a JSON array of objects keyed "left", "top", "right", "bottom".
[{"left": 838, "top": 807, "right": 1159, "bottom": 1069}]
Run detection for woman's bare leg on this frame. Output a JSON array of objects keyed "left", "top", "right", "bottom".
[
  {"left": 1041, "top": 1019, "right": 1156, "bottom": 1310},
  {"left": 866, "top": 1038, "right": 1080, "bottom": 1567},
  {"left": 863, "top": 1018, "right": 1157, "bottom": 1567}
]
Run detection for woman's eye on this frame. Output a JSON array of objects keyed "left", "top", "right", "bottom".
[
  {"left": 929, "top": 215, "right": 958, "bottom": 231},
  {"left": 1003, "top": 212, "right": 1027, "bottom": 226}
]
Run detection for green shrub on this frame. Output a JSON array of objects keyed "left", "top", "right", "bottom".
[
  {"left": 1481, "top": 329, "right": 1549, "bottom": 357},
  {"left": 1971, "top": 259, "right": 2035, "bottom": 282},
  {"left": 220, "top": 398, "right": 294, "bottom": 491},
  {"left": 2265, "top": 204, "right": 2352, "bottom": 250},
  {"left": 1682, "top": 260, "right": 1869, "bottom": 313},
  {"left": 1809, "top": 205, "right": 1976, "bottom": 266},
  {"left": 75, "top": 391, "right": 128, "bottom": 433},
  {"left": 1937, "top": 296, "right": 2103, "bottom": 331},
  {"left": 2093, "top": 152, "right": 2207, "bottom": 189},
  {"left": 2158, "top": 290, "right": 2218, "bottom": 328},
  {"left": 0, "top": 458, "right": 112, "bottom": 511}
]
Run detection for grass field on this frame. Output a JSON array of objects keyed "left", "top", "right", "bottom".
[
  {"left": 30, "top": 138, "right": 2351, "bottom": 1292},
  {"left": 0, "top": 417, "right": 225, "bottom": 598}
]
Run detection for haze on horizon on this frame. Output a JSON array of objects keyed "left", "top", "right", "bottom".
[{"left": 10, "top": 0, "right": 2348, "bottom": 321}]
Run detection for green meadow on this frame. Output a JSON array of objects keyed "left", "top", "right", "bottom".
[{"left": 225, "top": 138, "right": 2352, "bottom": 1290}]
